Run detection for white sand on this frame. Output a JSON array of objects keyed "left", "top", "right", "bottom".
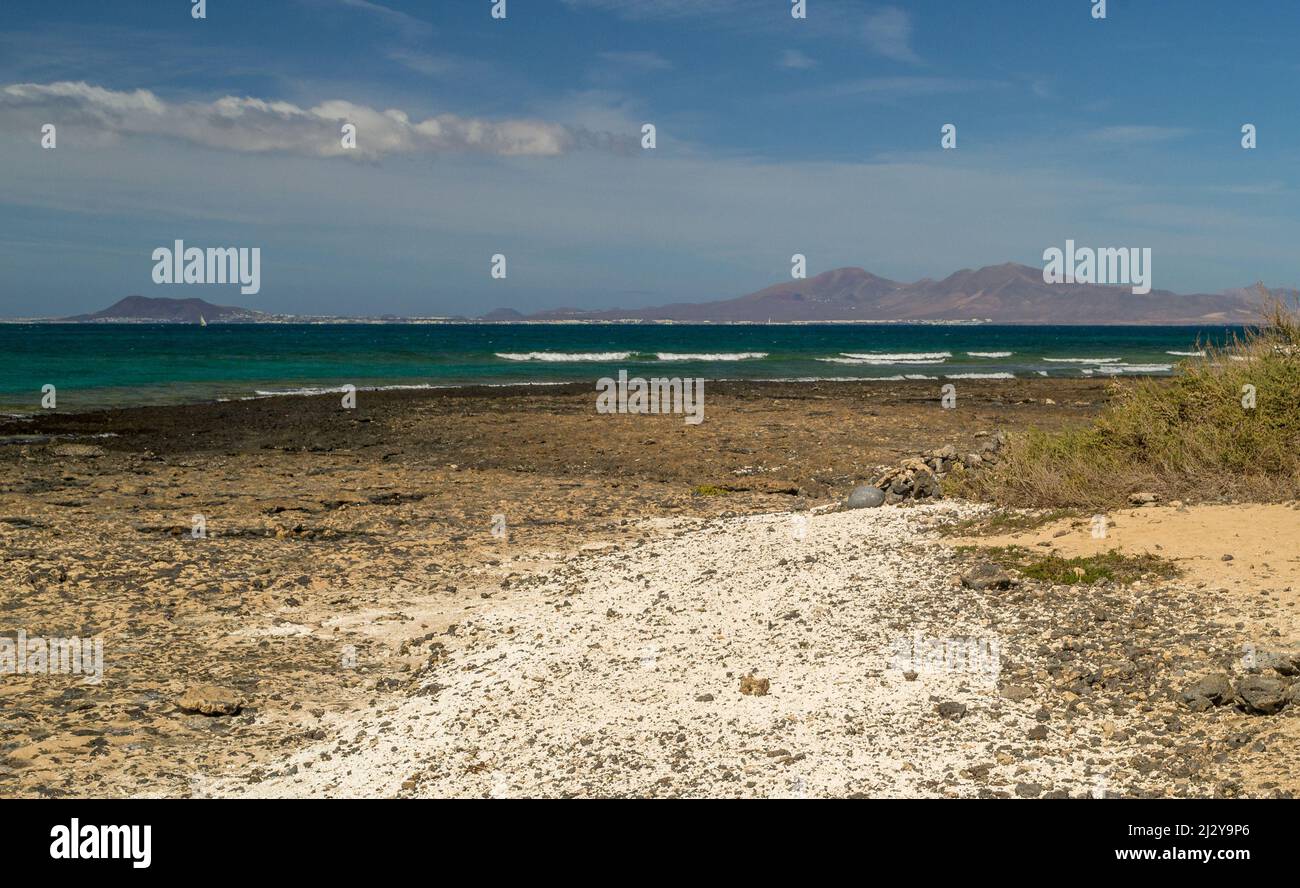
[{"left": 198, "top": 503, "right": 1224, "bottom": 798}]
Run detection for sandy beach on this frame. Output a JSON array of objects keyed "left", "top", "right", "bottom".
[{"left": 2, "top": 379, "right": 1297, "bottom": 798}]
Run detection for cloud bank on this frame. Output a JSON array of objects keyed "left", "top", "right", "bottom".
[{"left": 0, "top": 81, "right": 627, "bottom": 160}]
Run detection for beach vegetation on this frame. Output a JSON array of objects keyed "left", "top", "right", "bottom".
[
  {"left": 956, "top": 545, "right": 1181, "bottom": 585},
  {"left": 937, "top": 508, "right": 1076, "bottom": 536},
  {"left": 956, "top": 291, "right": 1300, "bottom": 508}
]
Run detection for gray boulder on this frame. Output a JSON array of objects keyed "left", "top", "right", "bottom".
[
  {"left": 1254, "top": 649, "right": 1300, "bottom": 677},
  {"left": 1180, "top": 672, "right": 1234, "bottom": 708},
  {"left": 1236, "top": 676, "right": 1288, "bottom": 714},
  {"left": 844, "top": 485, "right": 886, "bottom": 509}
]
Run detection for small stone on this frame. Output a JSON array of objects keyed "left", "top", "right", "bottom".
[
  {"left": 1027, "top": 725, "right": 1048, "bottom": 741},
  {"left": 1128, "top": 492, "right": 1157, "bottom": 505},
  {"left": 739, "top": 675, "right": 770, "bottom": 697},
  {"left": 903, "top": 670, "right": 918, "bottom": 682},
  {"left": 1000, "top": 685, "right": 1034, "bottom": 703},
  {"left": 1014, "top": 782, "right": 1043, "bottom": 799},
  {"left": 961, "top": 562, "right": 1012, "bottom": 591},
  {"left": 937, "top": 701, "right": 967, "bottom": 721}
]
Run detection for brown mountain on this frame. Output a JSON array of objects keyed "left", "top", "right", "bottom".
[
  {"left": 63, "top": 295, "right": 265, "bottom": 323},
  {"left": 488, "top": 263, "right": 1277, "bottom": 324}
]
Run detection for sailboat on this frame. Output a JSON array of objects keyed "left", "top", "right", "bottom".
[{"left": 199, "top": 314, "right": 207, "bottom": 327}]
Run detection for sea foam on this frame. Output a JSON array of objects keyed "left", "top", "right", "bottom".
[
  {"left": 654, "top": 352, "right": 768, "bottom": 361},
  {"left": 496, "top": 352, "right": 632, "bottom": 362}
]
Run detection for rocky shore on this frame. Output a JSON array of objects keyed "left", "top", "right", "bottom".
[{"left": 1, "top": 378, "right": 1295, "bottom": 797}]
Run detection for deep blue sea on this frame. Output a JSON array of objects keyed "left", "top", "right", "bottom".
[{"left": 0, "top": 323, "right": 1239, "bottom": 413}]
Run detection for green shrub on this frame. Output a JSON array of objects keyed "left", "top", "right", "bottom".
[{"left": 964, "top": 291, "right": 1300, "bottom": 508}]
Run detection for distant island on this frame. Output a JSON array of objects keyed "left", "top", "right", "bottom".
[
  {"left": 62, "top": 295, "right": 268, "bottom": 324},
  {"left": 21, "top": 263, "right": 1290, "bottom": 325},
  {"left": 484, "top": 263, "right": 1279, "bottom": 325},
  {"left": 45, "top": 296, "right": 456, "bottom": 325}
]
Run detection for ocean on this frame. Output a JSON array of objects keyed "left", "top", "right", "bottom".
[{"left": 0, "top": 323, "right": 1240, "bottom": 413}]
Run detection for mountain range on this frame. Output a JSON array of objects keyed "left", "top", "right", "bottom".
[
  {"left": 50, "top": 263, "right": 1286, "bottom": 325},
  {"left": 484, "top": 263, "right": 1276, "bottom": 325}
]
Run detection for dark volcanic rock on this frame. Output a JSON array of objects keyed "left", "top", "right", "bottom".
[
  {"left": 937, "top": 701, "right": 967, "bottom": 721},
  {"left": 961, "top": 562, "right": 1012, "bottom": 591},
  {"left": 1180, "top": 673, "right": 1234, "bottom": 708},
  {"left": 1235, "top": 676, "right": 1288, "bottom": 715}
]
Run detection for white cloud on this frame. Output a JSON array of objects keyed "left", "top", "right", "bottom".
[
  {"left": 862, "top": 6, "right": 919, "bottom": 63},
  {"left": 385, "top": 49, "right": 458, "bottom": 76},
  {"left": 807, "top": 76, "right": 991, "bottom": 101},
  {"left": 0, "top": 81, "right": 627, "bottom": 159},
  {"left": 324, "top": 0, "right": 432, "bottom": 37},
  {"left": 779, "top": 49, "right": 817, "bottom": 70},
  {"left": 567, "top": 1, "right": 920, "bottom": 64}
]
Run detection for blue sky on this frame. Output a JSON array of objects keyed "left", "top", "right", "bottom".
[{"left": 2, "top": 0, "right": 1299, "bottom": 317}]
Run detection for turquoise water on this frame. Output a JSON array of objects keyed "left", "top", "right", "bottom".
[{"left": 0, "top": 323, "right": 1238, "bottom": 413}]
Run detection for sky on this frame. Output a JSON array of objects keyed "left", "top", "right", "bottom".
[{"left": 2, "top": 0, "right": 1299, "bottom": 318}]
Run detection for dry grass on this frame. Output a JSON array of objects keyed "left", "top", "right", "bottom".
[
  {"left": 957, "top": 289, "right": 1300, "bottom": 509},
  {"left": 936, "top": 508, "right": 1077, "bottom": 537},
  {"left": 956, "top": 545, "right": 1182, "bottom": 585}
]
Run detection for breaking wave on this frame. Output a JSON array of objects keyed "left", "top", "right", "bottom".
[
  {"left": 654, "top": 352, "right": 768, "bottom": 361},
  {"left": 496, "top": 351, "right": 632, "bottom": 362}
]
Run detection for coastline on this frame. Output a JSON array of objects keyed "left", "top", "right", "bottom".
[
  {"left": 2, "top": 377, "right": 1295, "bottom": 798},
  {"left": 0, "top": 321, "right": 1228, "bottom": 414}
]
